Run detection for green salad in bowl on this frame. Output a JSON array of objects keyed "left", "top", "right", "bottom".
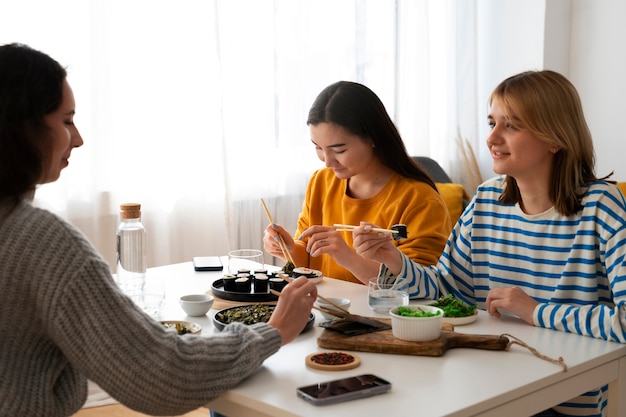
[{"left": 429, "top": 294, "right": 478, "bottom": 325}]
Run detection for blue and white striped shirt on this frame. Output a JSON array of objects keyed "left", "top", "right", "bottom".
[{"left": 382, "top": 176, "right": 626, "bottom": 416}]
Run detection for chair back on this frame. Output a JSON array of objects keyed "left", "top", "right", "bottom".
[{"left": 411, "top": 156, "right": 452, "bottom": 183}]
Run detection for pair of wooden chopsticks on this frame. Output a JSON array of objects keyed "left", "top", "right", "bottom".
[
  {"left": 333, "top": 223, "right": 399, "bottom": 234},
  {"left": 269, "top": 275, "right": 385, "bottom": 327},
  {"left": 272, "top": 273, "right": 350, "bottom": 317},
  {"left": 269, "top": 287, "right": 345, "bottom": 318},
  {"left": 260, "top": 198, "right": 297, "bottom": 267},
  {"left": 261, "top": 199, "right": 372, "bottom": 322}
]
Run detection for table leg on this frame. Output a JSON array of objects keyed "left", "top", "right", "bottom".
[{"left": 606, "top": 355, "right": 626, "bottom": 417}]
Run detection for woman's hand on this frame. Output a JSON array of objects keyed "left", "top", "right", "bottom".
[
  {"left": 485, "top": 286, "right": 539, "bottom": 325},
  {"left": 268, "top": 276, "right": 317, "bottom": 345},
  {"left": 353, "top": 222, "right": 403, "bottom": 274},
  {"left": 298, "top": 225, "right": 354, "bottom": 264},
  {"left": 263, "top": 223, "right": 295, "bottom": 261},
  {"left": 298, "top": 224, "right": 389, "bottom": 283}
]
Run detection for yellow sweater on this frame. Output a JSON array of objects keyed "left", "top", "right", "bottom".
[{"left": 296, "top": 168, "right": 451, "bottom": 283}]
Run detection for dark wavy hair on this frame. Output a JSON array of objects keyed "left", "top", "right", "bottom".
[
  {"left": 307, "top": 81, "right": 437, "bottom": 190},
  {"left": 0, "top": 43, "right": 67, "bottom": 205}
]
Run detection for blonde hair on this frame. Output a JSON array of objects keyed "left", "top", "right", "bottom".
[{"left": 489, "top": 70, "right": 600, "bottom": 215}]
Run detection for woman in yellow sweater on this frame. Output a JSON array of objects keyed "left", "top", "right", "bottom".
[{"left": 263, "top": 81, "right": 451, "bottom": 284}]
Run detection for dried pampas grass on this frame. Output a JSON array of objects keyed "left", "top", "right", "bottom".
[{"left": 456, "top": 129, "right": 483, "bottom": 196}]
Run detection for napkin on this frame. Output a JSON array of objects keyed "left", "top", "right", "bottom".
[{"left": 319, "top": 317, "right": 391, "bottom": 336}]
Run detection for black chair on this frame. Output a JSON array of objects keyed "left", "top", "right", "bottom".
[
  {"left": 412, "top": 156, "right": 470, "bottom": 214},
  {"left": 411, "top": 156, "right": 452, "bottom": 183}
]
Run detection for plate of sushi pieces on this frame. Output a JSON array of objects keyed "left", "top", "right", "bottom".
[
  {"left": 211, "top": 267, "right": 324, "bottom": 302},
  {"left": 211, "top": 270, "right": 281, "bottom": 302}
]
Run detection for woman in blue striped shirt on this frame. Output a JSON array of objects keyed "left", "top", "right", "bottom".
[{"left": 353, "top": 70, "right": 626, "bottom": 417}]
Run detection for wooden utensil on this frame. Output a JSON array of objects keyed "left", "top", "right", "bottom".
[
  {"left": 270, "top": 281, "right": 387, "bottom": 329},
  {"left": 333, "top": 223, "right": 399, "bottom": 234},
  {"left": 260, "top": 198, "right": 297, "bottom": 267},
  {"left": 333, "top": 223, "right": 408, "bottom": 240},
  {"left": 318, "top": 318, "right": 509, "bottom": 357}
]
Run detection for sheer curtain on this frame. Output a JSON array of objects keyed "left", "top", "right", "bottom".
[{"left": 0, "top": 0, "right": 478, "bottom": 270}]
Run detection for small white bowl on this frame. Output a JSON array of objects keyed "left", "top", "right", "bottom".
[
  {"left": 179, "top": 294, "right": 214, "bottom": 316},
  {"left": 390, "top": 305, "right": 444, "bottom": 342},
  {"left": 314, "top": 297, "right": 351, "bottom": 320}
]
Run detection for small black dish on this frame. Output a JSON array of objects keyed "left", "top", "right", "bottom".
[{"left": 211, "top": 278, "right": 278, "bottom": 302}]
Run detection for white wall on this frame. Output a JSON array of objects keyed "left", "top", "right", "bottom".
[
  {"left": 473, "top": 0, "right": 624, "bottom": 182},
  {"left": 475, "top": 0, "right": 550, "bottom": 180},
  {"left": 569, "top": 0, "right": 626, "bottom": 180}
]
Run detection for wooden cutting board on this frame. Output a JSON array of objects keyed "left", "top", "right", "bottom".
[{"left": 317, "top": 318, "right": 509, "bottom": 357}]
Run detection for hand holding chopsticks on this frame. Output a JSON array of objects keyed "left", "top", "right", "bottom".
[
  {"left": 260, "top": 198, "right": 297, "bottom": 267},
  {"left": 275, "top": 272, "right": 350, "bottom": 314},
  {"left": 264, "top": 274, "right": 319, "bottom": 345},
  {"left": 270, "top": 274, "right": 388, "bottom": 327},
  {"left": 270, "top": 288, "right": 342, "bottom": 318}
]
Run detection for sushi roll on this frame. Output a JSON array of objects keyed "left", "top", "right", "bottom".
[
  {"left": 222, "top": 274, "right": 237, "bottom": 292},
  {"left": 291, "top": 267, "right": 315, "bottom": 278},
  {"left": 391, "top": 224, "right": 408, "bottom": 240},
  {"left": 269, "top": 277, "right": 287, "bottom": 292},
  {"left": 292, "top": 267, "right": 321, "bottom": 279},
  {"left": 235, "top": 276, "right": 251, "bottom": 293},
  {"left": 254, "top": 273, "right": 269, "bottom": 293}
]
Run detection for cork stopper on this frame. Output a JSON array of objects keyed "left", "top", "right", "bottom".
[{"left": 120, "top": 203, "right": 141, "bottom": 219}]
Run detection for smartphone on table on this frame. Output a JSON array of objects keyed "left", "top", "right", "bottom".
[
  {"left": 296, "top": 374, "right": 391, "bottom": 406},
  {"left": 192, "top": 256, "right": 223, "bottom": 271}
]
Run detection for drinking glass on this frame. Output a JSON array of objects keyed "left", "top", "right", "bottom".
[
  {"left": 228, "top": 249, "right": 264, "bottom": 275},
  {"left": 368, "top": 277, "right": 409, "bottom": 314},
  {"left": 134, "top": 275, "right": 166, "bottom": 318}
]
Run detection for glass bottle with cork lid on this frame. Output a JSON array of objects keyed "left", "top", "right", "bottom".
[{"left": 116, "top": 203, "right": 147, "bottom": 301}]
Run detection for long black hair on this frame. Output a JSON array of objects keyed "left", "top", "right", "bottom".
[
  {"left": 307, "top": 81, "right": 436, "bottom": 190},
  {"left": 0, "top": 43, "right": 67, "bottom": 206}
]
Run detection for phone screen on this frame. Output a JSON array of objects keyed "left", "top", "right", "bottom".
[{"left": 296, "top": 374, "right": 391, "bottom": 406}]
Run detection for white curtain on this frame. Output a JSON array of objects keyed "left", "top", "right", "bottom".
[{"left": 0, "top": 0, "right": 478, "bottom": 270}]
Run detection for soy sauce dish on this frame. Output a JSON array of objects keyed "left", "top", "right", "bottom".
[{"left": 389, "top": 305, "right": 444, "bottom": 342}]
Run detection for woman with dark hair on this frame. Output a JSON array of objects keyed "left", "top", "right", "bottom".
[
  {"left": 0, "top": 43, "right": 317, "bottom": 417},
  {"left": 263, "top": 81, "right": 451, "bottom": 284},
  {"left": 354, "top": 70, "right": 626, "bottom": 416}
]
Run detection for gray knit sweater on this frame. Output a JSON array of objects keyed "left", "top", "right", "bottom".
[{"left": 0, "top": 201, "right": 281, "bottom": 417}]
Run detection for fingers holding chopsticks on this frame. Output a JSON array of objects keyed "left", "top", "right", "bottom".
[
  {"left": 263, "top": 223, "right": 295, "bottom": 260},
  {"left": 268, "top": 276, "right": 318, "bottom": 345},
  {"left": 298, "top": 225, "right": 353, "bottom": 260}
]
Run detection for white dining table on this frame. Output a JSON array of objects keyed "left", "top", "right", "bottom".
[{"left": 84, "top": 260, "right": 626, "bottom": 417}]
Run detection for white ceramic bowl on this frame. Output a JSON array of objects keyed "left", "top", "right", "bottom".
[
  {"left": 314, "top": 297, "right": 351, "bottom": 320},
  {"left": 389, "top": 305, "right": 444, "bottom": 341},
  {"left": 179, "top": 294, "right": 214, "bottom": 316}
]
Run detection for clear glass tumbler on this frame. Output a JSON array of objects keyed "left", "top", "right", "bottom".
[
  {"left": 368, "top": 277, "right": 409, "bottom": 314},
  {"left": 228, "top": 249, "right": 264, "bottom": 275}
]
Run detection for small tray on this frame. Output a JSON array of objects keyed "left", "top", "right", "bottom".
[
  {"left": 306, "top": 351, "right": 361, "bottom": 371},
  {"left": 211, "top": 278, "right": 279, "bottom": 302}
]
